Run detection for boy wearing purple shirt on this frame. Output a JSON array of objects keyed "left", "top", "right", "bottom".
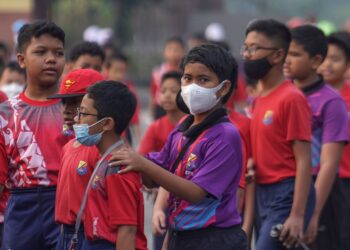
[
  {"left": 110, "top": 44, "right": 247, "bottom": 250},
  {"left": 284, "top": 25, "right": 348, "bottom": 249}
]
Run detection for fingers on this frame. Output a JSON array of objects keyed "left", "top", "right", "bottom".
[
  {"left": 152, "top": 211, "right": 167, "bottom": 235},
  {"left": 117, "top": 166, "right": 134, "bottom": 174}
]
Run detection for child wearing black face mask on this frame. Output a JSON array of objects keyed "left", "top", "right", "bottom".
[{"left": 242, "top": 19, "right": 315, "bottom": 250}]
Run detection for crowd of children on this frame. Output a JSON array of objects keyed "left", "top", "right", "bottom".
[{"left": 0, "top": 17, "right": 349, "bottom": 250}]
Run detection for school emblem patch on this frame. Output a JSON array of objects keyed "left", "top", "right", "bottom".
[
  {"left": 262, "top": 110, "right": 274, "bottom": 125},
  {"left": 185, "top": 153, "right": 197, "bottom": 176},
  {"left": 91, "top": 175, "right": 100, "bottom": 189},
  {"left": 76, "top": 160, "right": 88, "bottom": 176}
]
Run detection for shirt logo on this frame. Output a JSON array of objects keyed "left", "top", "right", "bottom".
[
  {"left": 262, "top": 110, "right": 274, "bottom": 125},
  {"left": 185, "top": 153, "right": 197, "bottom": 176},
  {"left": 91, "top": 175, "right": 100, "bottom": 189},
  {"left": 76, "top": 160, "right": 88, "bottom": 176},
  {"left": 64, "top": 79, "right": 75, "bottom": 90}
]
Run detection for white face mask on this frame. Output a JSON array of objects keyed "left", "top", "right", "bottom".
[
  {"left": 180, "top": 81, "right": 225, "bottom": 115},
  {"left": 0, "top": 83, "right": 24, "bottom": 98}
]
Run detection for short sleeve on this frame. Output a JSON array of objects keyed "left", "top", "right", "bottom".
[
  {"left": 106, "top": 173, "right": 140, "bottom": 227},
  {"left": 139, "top": 123, "right": 156, "bottom": 155},
  {"left": 282, "top": 94, "right": 312, "bottom": 142},
  {"left": 191, "top": 129, "right": 242, "bottom": 199},
  {"left": 322, "top": 98, "right": 349, "bottom": 144}
]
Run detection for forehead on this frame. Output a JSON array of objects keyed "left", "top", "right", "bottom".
[
  {"left": 289, "top": 40, "right": 306, "bottom": 52},
  {"left": 74, "top": 54, "right": 102, "bottom": 64},
  {"left": 25, "top": 34, "right": 64, "bottom": 51},
  {"left": 161, "top": 78, "right": 180, "bottom": 88},
  {"left": 80, "top": 94, "right": 96, "bottom": 111},
  {"left": 328, "top": 44, "right": 347, "bottom": 57},
  {"left": 183, "top": 62, "right": 213, "bottom": 75},
  {"left": 245, "top": 31, "right": 274, "bottom": 47}
]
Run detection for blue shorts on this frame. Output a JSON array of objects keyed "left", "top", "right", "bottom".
[
  {"left": 255, "top": 178, "right": 315, "bottom": 250},
  {"left": 82, "top": 239, "right": 115, "bottom": 250},
  {"left": 56, "top": 224, "right": 88, "bottom": 250},
  {"left": 3, "top": 186, "right": 59, "bottom": 250}
]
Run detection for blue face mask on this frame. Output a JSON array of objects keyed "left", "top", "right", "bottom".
[{"left": 73, "top": 118, "right": 106, "bottom": 146}]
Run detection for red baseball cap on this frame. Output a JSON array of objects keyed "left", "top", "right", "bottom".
[{"left": 48, "top": 69, "right": 105, "bottom": 99}]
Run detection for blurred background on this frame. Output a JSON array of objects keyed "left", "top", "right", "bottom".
[{"left": 1, "top": 0, "right": 350, "bottom": 86}]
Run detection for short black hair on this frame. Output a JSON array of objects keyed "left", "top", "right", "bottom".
[
  {"left": 69, "top": 41, "right": 105, "bottom": 63},
  {"left": 166, "top": 36, "right": 185, "bottom": 48},
  {"left": 0, "top": 42, "right": 8, "bottom": 54},
  {"left": 87, "top": 81, "right": 136, "bottom": 134},
  {"left": 106, "top": 52, "right": 128, "bottom": 68},
  {"left": 328, "top": 31, "right": 350, "bottom": 61},
  {"left": 291, "top": 25, "right": 327, "bottom": 60},
  {"left": 3, "top": 61, "right": 26, "bottom": 76},
  {"left": 161, "top": 71, "right": 182, "bottom": 86},
  {"left": 246, "top": 19, "right": 291, "bottom": 55},
  {"left": 17, "top": 20, "right": 65, "bottom": 53},
  {"left": 180, "top": 44, "right": 238, "bottom": 104}
]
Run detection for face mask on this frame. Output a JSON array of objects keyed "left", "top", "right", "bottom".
[
  {"left": 180, "top": 81, "right": 225, "bottom": 115},
  {"left": 243, "top": 56, "right": 272, "bottom": 80},
  {"left": 73, "top": 118, "right": 106, "bottom": 146},
  {"left": 0, "top": 83, "right": 24, "bottom": 98}
]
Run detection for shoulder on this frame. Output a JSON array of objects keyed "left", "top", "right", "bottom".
[{"left": 205, "top": 121, "right": 241, "bottom": 145}]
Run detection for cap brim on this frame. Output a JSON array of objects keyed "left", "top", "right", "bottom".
[{"left": 47, "top": 93, "right": 85, "bottom": 99}]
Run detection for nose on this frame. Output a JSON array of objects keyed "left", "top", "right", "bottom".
[{"left": 46, "top": 51, "right": 56, "bottom": 64}]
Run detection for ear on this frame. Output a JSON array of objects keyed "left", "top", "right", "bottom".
[
  {"left": 217, "top": 80, "right": 231, "bottom": 97},
  {"left": 16, "top": 53, "right": 26, "bottom": 69},
  {"left": 271, "top": 48, "right": 286, "bottom": 64},
  {"left": 102, "top": 117, "right": 115, "bottom": 132},
  {"left": 311, "top": 55, "right": 323, "bottom": 70}
]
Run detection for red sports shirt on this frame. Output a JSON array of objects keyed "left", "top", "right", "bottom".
[
  {"left": 139, "top": 115, "right": 176, "bottom": 155},
  {"left": 339, "top": 82, "right": 350, "bottom": 178},
  {"left": 84, "top": 159, "right": 147, "bottom": 249},
  {"left": 0, "top": 92, "right": 69, "bottom": 188},
  {"left": 251, "top": 81, "right": 312, "bottom": 184},
  {"left": 229, "top": 111, "right": 251, "bottom": 189},
  {"left": 55, "top": 139, "right": 100, "bottom": 225}
]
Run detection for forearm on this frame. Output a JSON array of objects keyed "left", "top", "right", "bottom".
[
  {"left": 242, "top": 181, "right": 255, "bottom": 236},
  {"left": 140, "top": 157, "right": 207, "bottom": 203},
  {"left": 117, "top": 225, "right": 136, "bottom": 250},
  {"left": 314, "top": 143, "right": 344, "bottom": 216},
  {"left": 291, "top": 141, "right": 312, "bottom": 217},
  {"left": 154, "top": 187, "right": 169, "bottom": 212}
]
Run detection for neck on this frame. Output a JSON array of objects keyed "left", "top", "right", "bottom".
[
  {"left": 97, "top": 132, "right": 120, "bottom": 155},
  {"left": 24, "top": 80, "right": 59, "bottom": 101},
  {"left": 193, "top": 106, "right": 220, "bottom": 126},
  {"left": 328, "top": 79, "right": 345, "bottom": 91},
  {"left": 166, "top": 110, "right": 185, "bottom": 124},
  {"left": 294, "top": 73, "right": 319, "bottom": 90},
  {"left": 259, "top": 65, "right": 285, "bottom": 96}
]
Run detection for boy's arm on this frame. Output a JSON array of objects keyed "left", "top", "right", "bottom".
[
  {"left": 117, "top": 225, "right": 137, "bottom": 250},
  {"left": 242, "top": 181, "right": 255, "bottom": 238},
  {"left": 305, "top": 142, "right": 344, "bottom": 243},
  {"left": 152, "top": 187, "right": 169, "bottom": 235},
  {"left": 280, "top": 140, "right": 312, "bottom": 247}
]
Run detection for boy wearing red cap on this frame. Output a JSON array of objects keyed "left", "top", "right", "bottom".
[{"left": 48, "top": 68, "right": 105, "bottom": 250}]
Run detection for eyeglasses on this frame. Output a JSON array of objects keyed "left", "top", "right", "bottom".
[
  {"left": 76, "top": 107, "right": 98, "bottom": 120},
  {"left": 240, "top": 45, "right": 278, "bottom": 56}
]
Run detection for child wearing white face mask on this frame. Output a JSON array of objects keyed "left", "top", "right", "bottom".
[
  {"left": 110, "top": 44, "right": 247, "bottom": 250},
  {"left": 0, "top": 61, "right": 26, "bottom": 99}
]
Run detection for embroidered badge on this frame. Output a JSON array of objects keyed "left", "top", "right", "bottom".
[
  {"left": 64, "top": 79, "right": 75, "bottom": 90},
  {"left": 185, "top": 153, "right": 197, "bottom": 176},
  {"left": 76, "top": 160, "right": 88, "bottom": 176},
  {"left": 262, "top": 110, "right": 274, "bottom": 125}
]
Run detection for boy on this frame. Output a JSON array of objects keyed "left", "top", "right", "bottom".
[
  {"left": 140, "top": 71, "right": 184, "bottom": 250},
  {"left": 285, "top": 25, "right": 348, "bottom": 249},
  {"left": 0, "top": 20, "right": 68, "bottom": 250},
  {"left": 67, "top": 41, "right": 105, "bottom": 73},
  {"left": 74, "top": 81, "right": 147, "bottom": 249},
  {"left": 149, "top": 37, "right": 185, "bottom": 119},
  {"left": 0, "top": 61, "right": 26, "bottom": 98},
  {"left": 48, "top": 68, "right": 104, "bottom": 250},
  {"left": 318, "top": 31, "right": 350, "bottom": 250},
  {"left": 105, "top": 52, "right": 141, "bottom": 142},
  {"left": 241, "top": 19, "right": 315, "bottom": 249},
  {"left": 112, "top": 44, "right": 247, "bottom": 250}
]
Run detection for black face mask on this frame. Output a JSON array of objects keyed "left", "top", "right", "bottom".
[{"left": 243, "top": 56, "right": 272, "bottom": 80}]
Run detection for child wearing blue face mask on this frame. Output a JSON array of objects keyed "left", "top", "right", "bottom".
[
  {"left": 110, "top": 44, "right": 247, "bottom": 250},
  {"left": 70, "top": 81, "right": 147, "bottom": 250}
]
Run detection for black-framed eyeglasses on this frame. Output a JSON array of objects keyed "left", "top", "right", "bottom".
[
  {"left": 240, "top": 45, "right": 278, "bottom": 56},
  {"left": 76, "top": 107, "right": 98, "bottom": 120}
]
